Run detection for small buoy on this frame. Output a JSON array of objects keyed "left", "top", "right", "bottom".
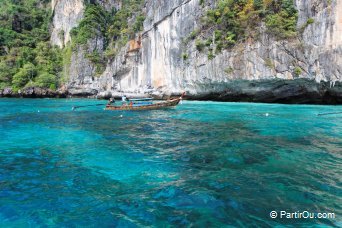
[
  {"left": 265, "top": 113, "right": 269, "bottom": 117},
  {"left": 38, "top": 110, "right": 40, "bottom": 113},
  {"left": 120, "top": 115, "right": 123, "bottom": 118}
]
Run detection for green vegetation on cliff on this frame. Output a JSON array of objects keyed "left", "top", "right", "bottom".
[
  {"left": 0, "top": 0, "right": 145, "bottom": 89},
  {"left": 70, "top": 4, "right": 109, "bottom": 46},
  {"left": 70, "top": 0, "right": 145, "bottom": 75},
  {"left": 193, "top": 0, "right": 298, "bottom": 58},
  {"left": 0, "top": 0, "right": 62, "bottom": 90},
  {"left": 71, "top": 0, "right": 145, "bottom": 47}
]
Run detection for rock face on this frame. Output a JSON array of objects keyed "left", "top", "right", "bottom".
[
  {"left": 188, "top": 79, "right": 342, "bottom": 104},
  {"left": 50, "top": 0, "right": 122, "bottom": 47},
  {"left": 51, "top": 0, "right": 342, "bottom": 103},
  {"left": 50, "top": 0, "right": 121, "bottom": 97},
  {"left": 51, "top": 0, "right": 85, "bottom": 47},
  {"left": 0, "top": 88, "right": 15, "bottom": 97}
]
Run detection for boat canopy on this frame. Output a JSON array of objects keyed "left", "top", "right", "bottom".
[{"left": 129, "top": 98, "right": 153, "bottom": 101}]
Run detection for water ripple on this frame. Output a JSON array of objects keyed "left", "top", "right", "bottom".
[{"left": 0, "top": 99, "right": 341, "bottom": 226}]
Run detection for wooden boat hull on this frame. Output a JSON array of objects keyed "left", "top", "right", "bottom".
[{"left": 105, "top": 98, "right": 181, "bottom": 111}]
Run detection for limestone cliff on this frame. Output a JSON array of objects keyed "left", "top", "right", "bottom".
[
  {"left": 50, "top": 0, "right": 122, "bottom": 47},
  {"left": 51, "top": 0, "right": 85, "bottom": 48},
  {"left": 51, "top": 0, "right": 342, "bottom": 103}
]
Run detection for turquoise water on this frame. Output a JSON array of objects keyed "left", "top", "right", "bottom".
[{"left": 0, "top": 98, "right": 341, "bottom": 227}]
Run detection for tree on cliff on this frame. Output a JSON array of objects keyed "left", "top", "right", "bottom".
[
  {"left": 0, "top": 0, "right": 62, "bottom": 90},
  {"left": 12, "top": 62, "right": 37, "bottom": 89}
]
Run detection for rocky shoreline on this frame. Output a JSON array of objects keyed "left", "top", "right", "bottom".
[
  {"left": 1, "top": 79, "right": 341, "bottom": 104},
  {"left": 188, "top": 79, "right": 342, "bottom": 104},
  {"left": 0, "top": 87, "right": 68, "bottom": 98}
]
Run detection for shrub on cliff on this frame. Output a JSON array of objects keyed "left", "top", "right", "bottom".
[
  {"left": 12, "top": 63, "right": 37, "bottom": 88},
  {"left": 265, "top": 0, "right": 298, "bottom": 39},
  {"left": 106, "top": 0, "right": 145, "bottom": 45},
  {"left": 70, "top": 0, "right": 145, "bottom": 75},
  {"left": 194, "top": 0, "right": 298, "bottom": 57},
  {"left": 70, "top": 4, "right": 109, "bottom": 46},
  {"left": 34, "top": 72, "right": 57, "bottom": 89},
  {"left": 35, "top": 42, "right": 63, "bottom": 75},
  {"left": 0, "top": 61, "right": 17, "bottom": 89},
  {"left": 0, "top": 0, "right": 63, "bottom": 90}
]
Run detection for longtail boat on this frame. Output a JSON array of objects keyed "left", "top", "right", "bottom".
[{"left": 105, "top": 93, "right": 185, "bottom": 111}]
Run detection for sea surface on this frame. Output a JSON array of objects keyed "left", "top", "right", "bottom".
[{"left": 0, "top": 98, "right": 341, "bottom": 227}]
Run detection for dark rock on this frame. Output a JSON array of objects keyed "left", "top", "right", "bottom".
[
  {"left": 56, "top": 87, "right": 68, "bottom": 98},
  {"left": 18, "top": 87, "right": 58, "bottom": 98},
  {"left": 19, "top": 87, "right": 34, "bottom": 97},
  {"left": 0, "top": 88, "right": 17, "bottom": 97},
  {"left": 187, "top": 79, "right": 342, "bottom": 104}
]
